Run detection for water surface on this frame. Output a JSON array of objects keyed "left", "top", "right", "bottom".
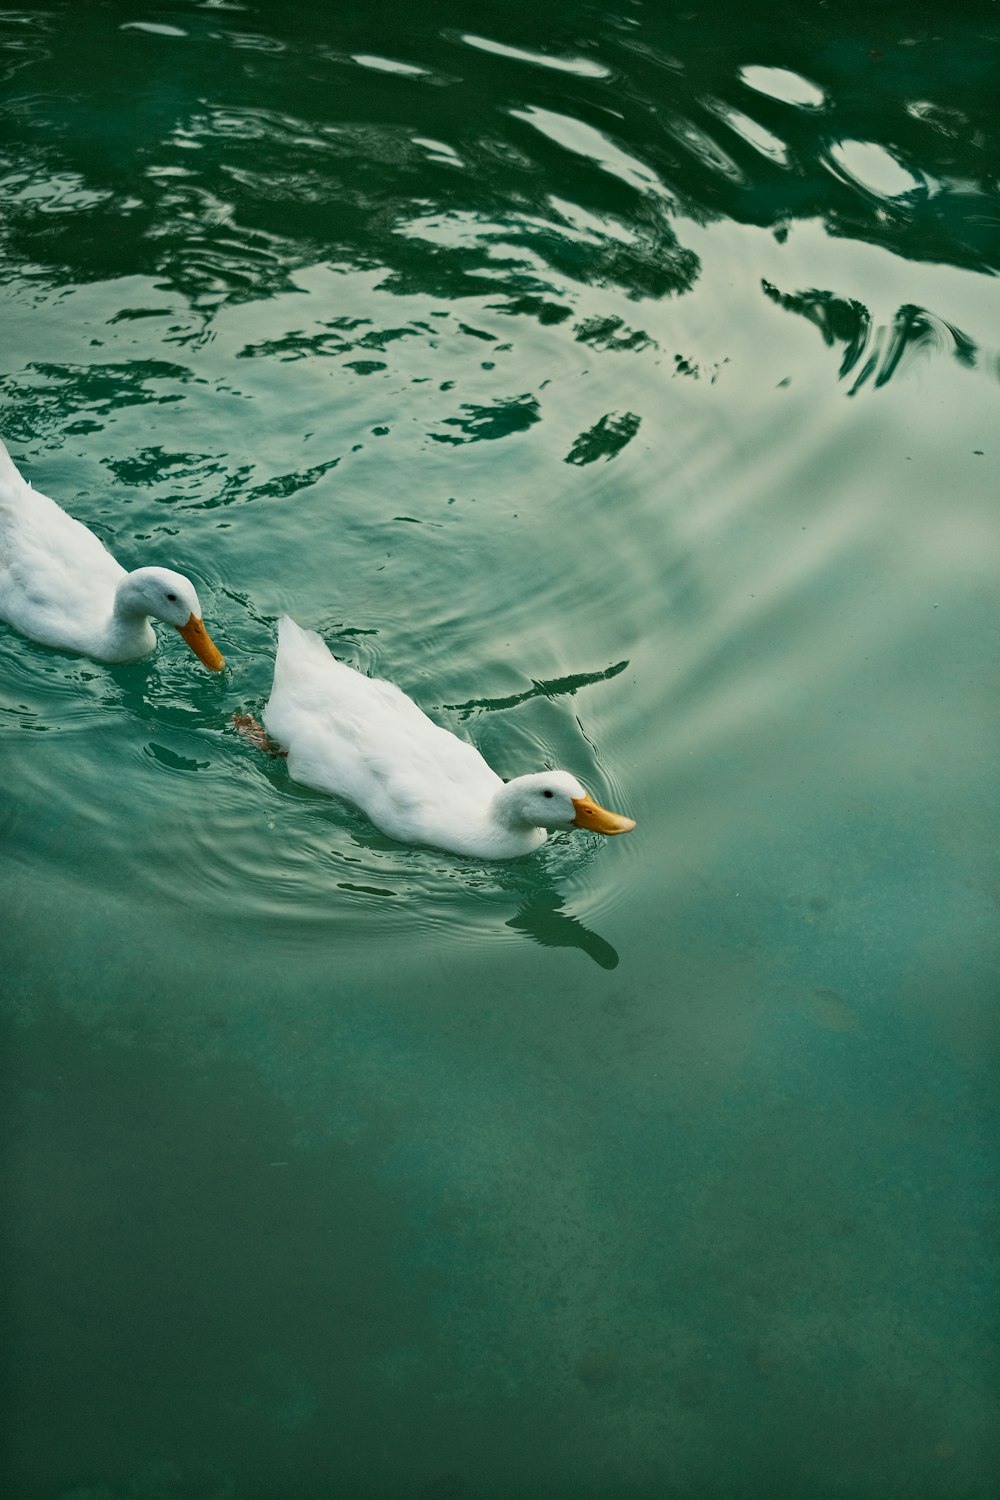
[{"left": 1, "top": 2, "right": 998, "bottom": 1497}]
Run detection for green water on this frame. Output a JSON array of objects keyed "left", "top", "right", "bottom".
[{"left": 1, "top": 1, "right": 998, "bottom": 1495}]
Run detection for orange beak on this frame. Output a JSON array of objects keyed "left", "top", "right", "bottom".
[
  {"left": 176, "top": 614, "right": 225, "bottom": 671},
  {"left": 571, "top": 794, "right": 636, "bottom": 836}
]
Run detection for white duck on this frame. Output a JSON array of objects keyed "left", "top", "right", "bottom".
[
  {"left": 0, "top": 438, "right": 224, "bottom": 669},
  {"left": 256, "top": 616, "right": 635, "bottom": 859}
]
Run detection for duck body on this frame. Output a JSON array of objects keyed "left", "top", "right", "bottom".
[
  {"left": 0, "top": 439, "right": 224, "bottom": 669},
  {"left": 263, "top": 617, "right": 635, "bottom": 860}
]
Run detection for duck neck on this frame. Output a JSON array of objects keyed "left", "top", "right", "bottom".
[
  {"left": 487, "top": 785, "right": 548, "bottom": 856},
  {"left": 105, "top": 575, "right": 157, "bottom": 661}
]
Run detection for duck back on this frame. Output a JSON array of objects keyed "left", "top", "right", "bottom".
[
  {"left": 264, "top": 617, "right": 503, "bottom": 846},
  {"left": 0, "top": 441, "right": 125, "bottom": 647}
]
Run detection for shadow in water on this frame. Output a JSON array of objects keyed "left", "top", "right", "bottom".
[{"left": 506, "top": 884, "right": 619, "bottom": 970}]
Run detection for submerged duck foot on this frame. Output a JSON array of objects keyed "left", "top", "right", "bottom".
[{"left": 232, "top": 712, "right": 287, "bottom": 757}]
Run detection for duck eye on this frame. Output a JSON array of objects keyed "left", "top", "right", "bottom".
[
  {"left": 543, "top": 789, "right": 554, "bottom": 798},
  {"left": 166, "top": 592, "right": 178, "bottom": 601}
]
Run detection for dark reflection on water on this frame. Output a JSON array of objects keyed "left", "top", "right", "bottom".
[
  {"left": 444, "top": 659, "right": 628, "bottom": 719},
  {"left": 1, "top": 0, "right": 997, "bottom": 324},
  {"left": 762, "top": 278, "right": 986, "bottom": 391}
]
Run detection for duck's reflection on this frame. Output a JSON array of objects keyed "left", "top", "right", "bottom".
[{"left": 506, "top": 885, "right": 619, "bottom": 970}]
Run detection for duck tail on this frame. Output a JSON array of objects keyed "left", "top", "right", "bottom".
[
  {"left": 274, "top": 615, "right": 343, "bottom": 682},
  {"left": 276, "top": 614, "right": 328, "bottom": 658},
  {"left": 0, "top": 437, "right": 24, "bottom": 490}
]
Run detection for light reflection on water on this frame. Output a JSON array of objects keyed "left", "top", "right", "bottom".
[{"left": 1, "top": 1, "right": 998, "bottom": 1496}]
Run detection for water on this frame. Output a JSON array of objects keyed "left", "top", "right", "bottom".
[{"left": 1, "top": 2, "right": 998, "bottom": 1496}]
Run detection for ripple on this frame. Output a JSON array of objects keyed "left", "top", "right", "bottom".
[
  {"left": 574, "top": 313, "right": 654, "bottom": 352},
  {"left": 0, "top": 11, "right": 51, "bottom": 84},
  {"left": 905, "top": 101, "right": 968, "bottom": 140},
  {"left": 412, "top": 136, "right": 463, "bottom": 168},
  {"left": 199, "top": 105, "right": 329, "bottom": 149},
  {"left": 428, "top": 392, "right": 540, "bottom": 445},
  {"left": 120, "top": 22, "right": 187, "bottom": 39},
  {"left": 826, "top": 139, "right": 924, "bottom": 201},
  {"left": 659, "top": 113, "right": 745, "bottom": 184},
  {"left": 738, "top": 64, "right": 826, "bottom": 109},
  {"left": 443, "top": 660, "right": 629, "bottom": 721},
  {"left": 459, "top": 34, "right": 610, "bottom": 80},
  {"left": 0, "top": 644, "right": 112, "bottom": 738},
  {"left": 218, "top": 30, "right": 287, "bottom": 54},
  {"left": 145, "top": 739, "right": 210, "bottom": 775},
  {"left": 351, "top": 54, "right": 428, "bottom": 78},
  {"left": 511, "top": 105, "right": 669, "bottom": 199},
  {"left": 1, "top": 168, "right": 115, "bottom": 213},
  {"left": 397, "top": 200, "right": 698, "bottom": 302},
  {"left": 0, "top": 358, "right": 199, "bottom": 442},
  {"left": 565, "top": 412, "right": 641, "bottom": 465},
  {"left": 761, "top": 279, "right": 982, "bottom": 392},
  {"left": 183, "top": 454, "right": 343, "bottom": 511},
  {"left": 705, "top": 100, "right": 789, "bottom": 167}
]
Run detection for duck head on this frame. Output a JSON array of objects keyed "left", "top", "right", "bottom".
[
  {"left": 499, "top": 770, "right": 635, "bottom": 836},
  {"left": 117, "top": 567, "right": 225, "bottom": 670}
]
